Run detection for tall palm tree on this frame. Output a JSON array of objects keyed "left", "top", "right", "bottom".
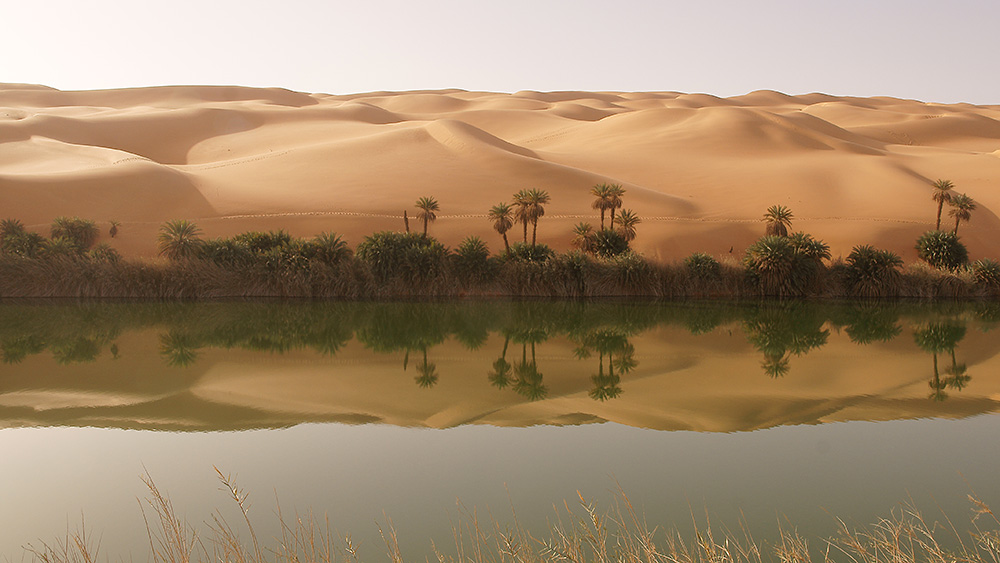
[
  {"left": 488, "top": 202, "right": 514, "bottom": 253},
  {"left": 414, "top": 196, "right": 440, "bottom": 238},
  {"left": 571, "top": 222, "right": 596, "bottom": 253},
  {"left": 590, "top": 184, "right": 615, "bottom": 229},
  {"left": 614, "top": 209, "right": 641, "bottom": 243},
  {"left": 524, "top": 188, "right": 551, "bottom": 247},
  {"left": 762, "top": 205, "right": 793, "bottom": 237},
  {"left": 607, "top": 184, "right": 626, "bottom": 227},
  {"left": 512, "top": 189, "right": 532, "bottom": 243},
  {"left": 948, "top": 193, "right": 976, "bottom": 235},
  {"left": 932, "top": 179, "right": 955, "bottom": 230},
  {"left": 157, "top": 219, "right": 203, "bottom": 260},
  {"left": 108, "top": 219, "right": 121, "bottom": 239}
]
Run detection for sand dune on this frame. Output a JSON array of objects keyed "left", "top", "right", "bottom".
[{"left": 2, "top": 84, "right": 999, "bottom": 261}]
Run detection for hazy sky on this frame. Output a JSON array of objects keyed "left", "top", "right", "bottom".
[{"left": 3, "top": 0, "right": 997, "bottom": 103}]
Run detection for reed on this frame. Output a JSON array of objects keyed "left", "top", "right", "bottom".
[{"left": 24, "top": 473, "right": 1000, "bottom": 563}]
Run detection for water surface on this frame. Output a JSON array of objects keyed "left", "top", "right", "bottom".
[{"left": 1, "top": 300, "right": 998, "bottom": 560}]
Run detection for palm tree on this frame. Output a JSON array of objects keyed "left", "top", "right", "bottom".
[
  {"left": 590, "top": 184, "right": 615, "bottom": 229},
  {"left": 488, "top": 202, "right": 514, "bottom": 253},
  {"left": 414, "top": 196, "right": 440, "bottom": 238},
  {"left": 762, "top": 205, "right": 793, "bottom": 237},
  {"left": 109, "top": 219, "right": 121, "bottom": 238},
  {"left": 512, "top": 189, "right": 532, "bottom": 243},
  {"left": 614, "top": 209, "right": 641, "bottom": 243},
  {"left": 607, "top": 184, "right": 626, "bottom": 226},
  {"left": 523, "top": 188, "right": 551, "bottom": 247},
  {"left": 157, "top": 219, "right": 203, "bottom": 260},
  {"left": 571, "top": 222, "right": 596, "bottom": 253},
  {"left": 948, "top": 193, "right": 976, "bottom": 235},
  {"left": 931, "top": 179, "right": 955, "bottom": 230}
]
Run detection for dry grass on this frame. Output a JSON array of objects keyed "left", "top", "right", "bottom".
[{"left": 21, "top": 474, "right": 1000, "bottom": 563}]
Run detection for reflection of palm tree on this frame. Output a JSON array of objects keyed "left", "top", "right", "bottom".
[
  {"left": 944, "top": 349, "right": 971, "bottom": 391},
  {"left": 761, "top": 352, "right": 790, "bottom": 378},
  {"left": 913, "top": 321, "right": 967, "bottom": 402},
  {"left": 512, "top": 342, "right": 547, "bottom": 401},
  {"left": 743, "top": 304, "right": 828, "bottom": 378},
  {"left": 588, "top": 348, "right": 623, "bottom": 401},
  {"left": 929, "top": 353, "right": 948, "bottom": 402},
  {"left": 487, "top": 336, "right": 513, "bottom": 389},
  {"left": 415, "top": 349, "right": 438, "bottom": 388},
  {"left": 159, "top": 331, "right": 200, "bottom": 367}
]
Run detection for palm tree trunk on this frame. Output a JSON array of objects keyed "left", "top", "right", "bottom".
[
  {"left": 610, "top": 209, "right": 616, "bottom": 228},
  {"left": 502, "top": 232, "right": 510, "bottom": 253},
  {"left": 937, "top": 202, "right": 943, "bottom": 230},
  {"left": 600, "top": 209, "right": 605, "bottom": 230},
  {"left": 501, "top": 337, "right": 509, "bottom": 359},
  {"left": 531, "top": 219, "right": 538, "bottom": 247},
  {"left": 522, "top": 220, "right": 528, "bottom": 243},
  {"left": 423, "top": 218, "right": 428, "bottom": 238},
  {"left": 954, "top": 217, "right": 960, "bottom": 235}
]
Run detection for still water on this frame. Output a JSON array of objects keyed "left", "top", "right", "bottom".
[{"left": 1, "top": 300, "right": 999, "bottom": 561}]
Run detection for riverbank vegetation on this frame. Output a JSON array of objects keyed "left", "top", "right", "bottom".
[
  {"left": 1, "top": 181, "right": 996, "bottom": 299},
  {"left": 25, "top": 471, "right": 1000, "bottom": 563}
]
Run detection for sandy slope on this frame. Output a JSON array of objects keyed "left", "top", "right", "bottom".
[{"left": 2, "top": 84, "right": 999, "bottom": 261}]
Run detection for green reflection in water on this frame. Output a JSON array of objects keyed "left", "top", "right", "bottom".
[{"left": 1, "top": 300, "right": 995, "bottom": 426}]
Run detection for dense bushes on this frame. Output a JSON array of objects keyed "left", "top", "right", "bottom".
[
  {"left": 4, "top": 215, "right": 1000, "bottom": 300},
  {"left": 916, "top": 230, "right": 968, "bottom": 270}
]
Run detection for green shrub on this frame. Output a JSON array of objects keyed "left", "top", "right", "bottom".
[
  {"left": 915, "top": 230, "right": 968, "bottom": 270},
  {"left": 89, "top": 243, "right": 121, "bottom": 263},
  {"left": 684, "top": 252, "right": 721, "bottom": 280},
  {"left": 2, "top": 231, "right": 45, "bottom": 258},
  {"left": 356, "top": 231, "right": 449, "bottom": 281},
  {"left": 504, "top": 242, "right": 554, "bottom": 263},
  {"left": 311, "top": 232, "right": 351, "bottom": 265},
  {"left": 41, "top": 236, "right": 80, "bottom": 259},
  {"left": 970, "top": 259, "right": 1000, "bottom": 288},
  {"left": 260, "top": 239, "right": 312, "bottom": 274},
  {"left": 845, "top": 245, "right": 903, "bottom": 298},
  {"left": 610, "top": 252, "right": 654, "bottom": 292},
  {"left": 0, "top": 218, "right": 25, "bottom": 238},
  {"left": 158, "top": 220, "right": 204, "bottom": 260},
  {"left": 453, "top": 236, "right": 492, "bottom": 283},
  {"left": 744, "top": 235, "right": 818, "bottom": 297},
  {"left": 593, "top": 228, "right": 629, "bottom": 259},
  {"left": 232, "top": 230, "right": 292, "bottom": 254},
  {"left": 199, "top": 238, "right": 255, "bottom": 267},
  {"left": 51, "top": 217, "right": 99, "bottom": 252}
]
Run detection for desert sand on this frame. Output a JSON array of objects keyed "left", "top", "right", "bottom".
[{"left": 1, "top": 84, "right": 999, "bottom": 262}]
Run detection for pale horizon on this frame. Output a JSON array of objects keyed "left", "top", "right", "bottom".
[{"left": 3, "top": 0, "right": 998, "bottom": 105}]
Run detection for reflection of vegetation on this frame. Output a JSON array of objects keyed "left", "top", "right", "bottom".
[
  {"left": 414, "top": 349, "right": 438, "bottom": 388},
  {"left": 487, "top": 336, "right": 513, "bottom": 389},
  {"left": 914, "top": 321, "right": 969, "bottom": 402},
  {"left": 743, "top": 304, "right": 828, "bottom": 378},
  {"left": 0, "top": 301, "right": 988, "bottom": 401},
  {"left": 160, "top": 331, "right": 200, "bottom": 368},
  {"left": 836, "top": 304, "right": 903, "bottom": 345}
]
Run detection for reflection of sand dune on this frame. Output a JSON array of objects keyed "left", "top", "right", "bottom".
[
  {"left": 2, "top": 327, "right": 998, "bottom": 433},
  {"left": 3, "top": 84, "right": 1000, "bottom": 260}
]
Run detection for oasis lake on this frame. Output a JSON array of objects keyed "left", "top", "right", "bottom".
[{"left": 1, "top": 300, "right": 999, "bottom": 561}]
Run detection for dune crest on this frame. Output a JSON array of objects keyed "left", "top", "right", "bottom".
[{"left": 1, "top": 84, "right": 999, "bottom": 261}]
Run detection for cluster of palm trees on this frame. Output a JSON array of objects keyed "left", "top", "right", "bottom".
[
  {"left": 486, "top": 188, "right": 551, "bottom": 253},
  {"left": 569, "top": 183, "right": 641, "bottom": 255},
  {"left": 931, "top": 179, "right": 976, "bottom": 235}
]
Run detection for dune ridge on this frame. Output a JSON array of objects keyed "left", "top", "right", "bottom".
[{"left": 2, "top": 84, "right": 999, "bottom": 261}]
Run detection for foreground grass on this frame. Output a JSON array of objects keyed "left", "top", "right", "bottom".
[{"left": 25, "top": 471, "right": 1000, "bottom": 563}]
